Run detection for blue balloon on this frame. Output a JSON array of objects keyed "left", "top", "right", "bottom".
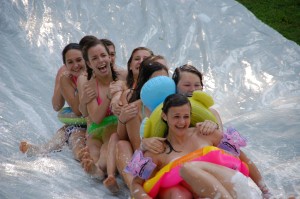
[{"left": 141, "top": 76, "right": 176, "bottom": 111}]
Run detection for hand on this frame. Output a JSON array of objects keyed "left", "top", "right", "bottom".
[
  {"left": 81, "top": 82, "right": 96, "bottom": 104},
  {"left": 259, "top": 182, "right": 272, "bottom": 199},
  {"left": 141, "top": 137, "right": 166, "bottom": 154},
  {"left": 118, "top": 103, "right": 138, "bottom": 124},
  {"left": 109, "top": 80, "right": 125, "bottom": 96},
  {"left": 111, "top": 101, "right": 123, "bottom": 116},
  {"left": 196, "top": 120, "right": 219, "bottom": 135}
]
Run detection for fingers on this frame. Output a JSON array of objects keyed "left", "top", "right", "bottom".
[
  {"left": 119, "top": 104, "right": 138, "bottom": 122},
  {"left": 196, "top": 120, "right": 218, "bottom": 135},
  {"left": 142, "top": 138, "right": 165, "bottom": 154}
]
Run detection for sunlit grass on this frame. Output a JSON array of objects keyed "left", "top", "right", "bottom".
[{"left": 236, "top": 0, "right": 300, "bottom": 45}]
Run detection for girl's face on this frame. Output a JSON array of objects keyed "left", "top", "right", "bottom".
[
  {"left": 130, "top": 50, "right": 152, "bottom": 77},
  {"left": 87, "top": 44, "right": 111, "bottom": 78},
  {"left": 65, "top": 49, "right": 85, "bottom": 77},
  {"left": 177, "top": 71, "right": 203, "bottom": 97},
  {"left": 150, "top": 69, "right": 169, "bottom": 79},
  {"left": 162, "top": 103, "right": 191, "bottom": 136},
  {"left": 107, "top": 45, "right": 116, "bottom": 66}
]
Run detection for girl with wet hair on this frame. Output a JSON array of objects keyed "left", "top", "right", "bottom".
[{"left": 77, "top": 38, "right": 121, "bottom": 193}]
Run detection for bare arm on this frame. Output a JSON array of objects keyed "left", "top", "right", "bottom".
[
  {"left": 209, "top": 108, "right": 223, "bottom": 131},
  {"left": 110, "top": 80, "right": 126, "bottom": 116},
  {"left": 60, "top": 74, "right": 81, "bottom": 116},
  {"left": 52, "top": 65, "right": 66, "bottom": 111},
  {"left": 239, "top": 151, "right": 271, "bottom": 197},
  {"left": 77, "top": 74, "right": 96, "bottom": 117},
  {"left": 117, "top": 103, "right": 138, "bottom": 140}
]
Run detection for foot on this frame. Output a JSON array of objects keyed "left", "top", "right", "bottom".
[
  {"left": 81, "top": 156, "right": 105, "bottom": 180},
  {"left": 19, "top": 141, "right": 40, "bottom": 156},
  {"left": 19, "top": 141, "right": 30, "bottom": 153},
  {"left": 103, "top": 175, "right": 120, "bottom": 194},
  {"left": 78, "top": 146, "right": 89, "bottom": 161}
]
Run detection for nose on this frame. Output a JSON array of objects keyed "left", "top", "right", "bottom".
[
  {"left": 178, "top": 117, "right": 185, "bottom": 124},
  {"left": 190, "top": 86, "right": 196, "bottom": 92},
  {"left": 138, "top": 57, "right": 144, "bottom": 63}
]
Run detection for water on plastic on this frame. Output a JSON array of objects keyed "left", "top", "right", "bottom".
[{"left": 0, "top": 0, "right": 299, "bottom": 198}]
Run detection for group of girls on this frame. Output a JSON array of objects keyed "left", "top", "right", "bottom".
[{"left": 19, "top": 35, "right": 271, "bottom": 198}]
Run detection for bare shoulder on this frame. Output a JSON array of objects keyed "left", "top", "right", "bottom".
[{"left": 115, "top": 67, "right": 127, "bottom": 81}]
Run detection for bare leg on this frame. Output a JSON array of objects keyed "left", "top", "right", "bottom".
[
  {"left": 158, "top": 185, "right": 193, "bottom": 199},
  {"left": 180, "top": 162, "right": 236, "bottom": 199},
  {"left": 85, "top": 135, "right": 102, "bottom": 163},
  {"left": 81, "top": 135, "right": 105, "bottom": 180},
  {"left": 19, "top": 126, "right": 67, "bottom": 156},
  {"left": 116, "top": 140, "right": 134, "bottom": 190},
  {"left": 81, "top": 151, "right": 105, "bottom": 180},
  {"left": 68, "top": 129, "right": 86, "bottom": 161},
  {"left": 103, "top": 133, "right": 120, "bottom": 193}
]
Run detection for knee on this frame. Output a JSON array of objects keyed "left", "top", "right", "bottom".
[
  {"left": 110, "top": 133, "right": 119, "bottom": 142},
  {"left": 116, "top": 140, "right": 131, "bottom": 151}
]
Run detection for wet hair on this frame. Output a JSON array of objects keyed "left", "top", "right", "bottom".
[
  {"left": 62, "top": 43, "right": 81, "bottom": 65},
  {"left": 172, "top": 64, "right": 204, "bottom": 87},
  {"left": 128, "top": 57, "right": 169, "bottom": 103},
  {"left": 162, "top": 93, "right": 191, "bottom": 154},
  {"left": 82, "top": 39, "right": 118, "bottom": 81},
  {"left": 79, "top": 35, "right": 98, "bottom": 49},
  {"left": 126, "top": 47, "right": 154, "bottom": 89},
  {"left": 147, "top": 55, "right": 166, "bottom": 64},
  {"left": 78, "top": 35, "right": 98, "bottom": 77},
  {"left": 100, "top": 38, "right": 115, "bottom": 49}
]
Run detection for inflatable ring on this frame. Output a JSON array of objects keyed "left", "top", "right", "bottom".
[
  {"left": 143, "top": 146, "right": 249, "bottom": 198},
  {"left": 57, "top": 107, "right": 86, "bottom": 125},
  {"left": 87, "top": 115, "right": 118, "bottom": 139},
  {"left": 140, "top": 90, "right": 218, "bottom": 138}
]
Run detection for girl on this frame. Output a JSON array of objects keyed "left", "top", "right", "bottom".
[
  {"left": 19, "top": 43, "right": 86, "bottom": 161},
  {"left": 78, "top": 39, "right": 120, "bottom": 193},
  {"left": 131, "top": 93, "right": 271, "bottom": 199}
]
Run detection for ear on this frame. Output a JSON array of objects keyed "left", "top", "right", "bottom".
[{"left": 161, "top": 112, "right": 167, "bottom": 122}]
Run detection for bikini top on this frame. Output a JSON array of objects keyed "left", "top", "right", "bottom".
[{"left": 96, "top": 80, "right": 113, "bottom": 116}]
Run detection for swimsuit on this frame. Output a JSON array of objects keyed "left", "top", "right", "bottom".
[
  {"left": 65, "top": 124, "right": 86, "bottom": 144},
  {"left": 87, "top": 80, "right": 115, "bottom": 139}
]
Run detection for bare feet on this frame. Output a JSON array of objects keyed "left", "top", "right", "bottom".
[
  {"left": 78, "top": 146, "right": 89, "bottom": 161},
  {"left": 103, "top": 175, "right": 120, "bottom": 194},
  {"left": 81, "top": 153, "right": 105, "bottom": 180},
  {"left": 19, "top": 141, "right": 40, "bottom": 156},
  {"left": 19, "top": 141, "right": 30, "bottom": 153}
]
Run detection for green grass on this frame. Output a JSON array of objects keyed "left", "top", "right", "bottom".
[{"left": 236, "top": 0, "right": 300, "bottom": 45}]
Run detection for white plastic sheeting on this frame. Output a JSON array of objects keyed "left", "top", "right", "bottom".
[{"left": 0, "top": 0, "right": 299, "bottom": 198}]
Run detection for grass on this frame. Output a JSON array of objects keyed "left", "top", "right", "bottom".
[{"left": 236, "top": 0, "right": 300, "bottom": 45}]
